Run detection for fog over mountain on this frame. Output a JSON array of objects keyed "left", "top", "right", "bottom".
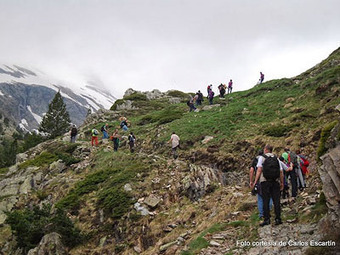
[{"left": 0, "top": 0, "right": 339, "bottom": 97}]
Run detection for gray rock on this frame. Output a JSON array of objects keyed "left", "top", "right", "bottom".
[
  {"left": 16, "top": 153, "right": 28, "bottom": 164},
  {"left": 202, "top": 104, "right": 221, "bottom": 111},
  {"left": 144, "top": 194, "right": 161, "bottom": 208},
  {"left": 124, "top": 183, "right": 132, "bottom": 192},
  {"left": 160, "top": 241, "right": 177, "bottom": 252},
  {"left": 19, "top": 176, "right": 33, "bottom": 194},
  {"left": 134, "top": 202, "right": 150, "bottom": 216},
  {"left": 49, "top": 160, "right": 66, "bottom": 173},
  {"left": 202, "top": 136, "right": 214, "bottom": 144},
  {"left": 27, "top": 232, "right": 67, "bottom": 255}
]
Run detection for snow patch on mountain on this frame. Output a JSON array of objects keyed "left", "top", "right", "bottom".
[
  {"left": 27, "top": 105, "right": 42, "bottom": 124},
  {"left": 0, "top": 64, "right": 116, "bottom": 110}
]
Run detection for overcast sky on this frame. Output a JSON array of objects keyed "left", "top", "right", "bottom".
[{"left": 0, "top": 0, "right": 339, "bottom": 98}]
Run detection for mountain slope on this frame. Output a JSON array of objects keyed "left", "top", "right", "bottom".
[
  {"left": 0, "top": 65, "right": 116, "bottom": 130},
  {"left": 0, "top": 48, "right": 339, "bottom": 254}
]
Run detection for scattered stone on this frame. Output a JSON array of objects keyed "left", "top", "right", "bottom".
[
  {"left": 209, "top": 240, "right": 221, "bottom": 247},
  {"left": 202, "top": 136, "right": 214, "bottom": 144},
  {"left": 124, "top": 183, "right": 132, "bottom": 192},
  {"left": 99, "top": 236, "right": 107, "bottom": 248},
  {"left": 27, "top": 232, "right": 67, "bottom": 255},
  {"left": 144, "top": 194, "right": 161, "bottom": 208},
  {"left": 134, "top": 202, "right": 150, "bottom": 216},
  {"left": 160, "top": 241, "right": 177, "bottom": 252},
  {"left": 16, "top": 153, "right": 28, "bottom": 164},
  {"left": 232, "top": 192, "right": 244, "bottom": 198},
  {"left": 134, "top": 246, "right": 142, "bottom": 253}
]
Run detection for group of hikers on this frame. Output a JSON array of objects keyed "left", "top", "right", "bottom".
[
  {"left": 187, "top": 72, "right": 264, "bottom": 111},
  {"left": 249, "top": 145, "right": 309, "bottom": 226}
]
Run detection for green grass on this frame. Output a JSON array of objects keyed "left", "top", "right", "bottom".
[
  {"left": 19, "top": 152, "right": 58, "bottom": 170},
  {"left": 317, "top": 121, "right": 338, "bottom": 159}
]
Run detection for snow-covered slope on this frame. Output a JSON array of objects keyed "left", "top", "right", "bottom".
[
  {"left": 0, "top": 65, "right": 117, "bottom": 130},
  {"left": 0, "top": 65, "right": 116, "bottom": 110}
]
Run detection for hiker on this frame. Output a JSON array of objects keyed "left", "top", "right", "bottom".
[
  {"left": 207, "top": 84, "right": 212, "bottom": 95},
  {"left": 169, "top": 132, "right": 180, "bottom": 159},
  {"left": 208, "top": 89, "right": 215, "bottom": 105},
  {"left": 282, "top": 148, "right": 298, "bottom": 199},
  {"left": 252, "top": 144, "right": 284, "bottom": 226},
  {"left": 297, "top": 149, "right": 310, "bottom": 179},
  {"left": 218, "top": 83, "right": 226, "bottom": 98},
  {"left": 228, "top": 79, "right": 233, "bottom": 94},
  {"left": 91, "top": 128, "right": 99, "bottom": 147},
  {"left": 70, "top": 125, "right": 77, "bottom": 143},
  {"left": 128, "top": 132, "right": 136, "bottom": 153},
  {"left": 249, "top": 150, "right": 273, "bottom": 219},
  {"left": 196, "top": 90, "right": 203, "bottom": 106},
  {"left": 112, "top": 128, "right": 120, "bottom": 152},
  {"left": 259, "top": 72, "right": 264, "bottom": 84},
  {"left": 187, "top": 97, "right": 196, "bottom": 112},
  {"left": 101, "top": 123, "right": 109, "bottom": 139},
  {"left": 279, "top": 156, "right": 293, "bottom": 199},
  {"left": 120, "top": 117, "right": 129, "bottom": 131},
  {"left": 294, "top": 150, "right": 306, "bottom": 191}
]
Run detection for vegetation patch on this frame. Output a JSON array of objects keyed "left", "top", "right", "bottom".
[
  {"left": 263, "top": 124, "right": 295, "bottom": 137},
  {"left": 317, "top": 121, "right": 338, "bottom": 159},
  {"left": 5, "top": 205, "right": 83, "bottom": 254},
  {"left": 167, "top": 90, "right": 189, "bottom": 98},
  {"left": 300, "top": 192, "right": 328, "bottom": 223},
  {"left": 18, "top": 152, "right": 58, "bottom": 170}
]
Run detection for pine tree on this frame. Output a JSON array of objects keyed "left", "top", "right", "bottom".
[{"left": 39, "top": 91, "right": 71, "bottom": 139}]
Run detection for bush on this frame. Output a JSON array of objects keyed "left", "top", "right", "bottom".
[
  {"left": 5, "top": 205, "right": 82, "bottom": 253},
  {"left": 56, "top": 152, "right": 80, "bottom": 166},
  {"left": 263, "top": 124, "right": 293, "bottom": 137},
  {"left": 124, "top": 93, "right": 147, "bottom": 101},
  {"left": 19, "top": 152, "right": 58, "bottom": 170},
  {"left": 110, "top": 99, "right": 125, "bottom": 111},
  {"left": 317, "top": 121, "right": 338, "bottom": 159}
]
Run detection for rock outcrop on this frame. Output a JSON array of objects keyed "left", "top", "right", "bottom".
[{"left": 27, "top": 232, "right": 67, "bottom": 255}]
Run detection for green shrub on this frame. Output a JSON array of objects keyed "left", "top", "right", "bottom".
[
  {"left": 158, "top": 108, "right": 183, "bottom": 125},
  {"left": 263, "top": 124, "right": 293, "bottom": 137},
  {"left": 56, "top": 152, "right": 80, "bottom": 166},
  {"left": 5, "top": 205, "right": 82, "bottom": 253},
  {"left": 97, "top": 187, "right": 133, "bottom": 219},
  {"left": 19, "top": 152, "right": 58, "bottom": 170},
  {"left": 110, "top": 99, "right": 125, "bottom": 111},
  {"left": 124, "top": 93, "right": 147, "bottom": 101},
  {"left": 317, "top": 121, "right": 338, "bottom": 159}
]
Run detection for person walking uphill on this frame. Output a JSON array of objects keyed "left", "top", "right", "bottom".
[
  {"left": 70, "top": 125, "right": 77, "bottom": 143},
  {"left": 169, "top": 132, "right": 180, "bottom": 159},
  {"left": 128, "top": 132, "right": 136, "bottom": 153},
  {"left": 228, "top": 79, "right": 233, "bottom": 94},
  {"left": 112, "top": 128, "right": 120, "bottom": 152},
  {"left": 259, "top": 72, "right": 265, "bottom": 84},
  {"left": 208, "top": 89, "right": 215, "bottom": 105},
  {"left": 252, "top": 145, "right": 284, "bottom": 226},
  {"left": 91, "top": 128, "right": 99, "bottom": 147},
  {"left": 101, "top": 123, "right": 109, "bottom": 139}
]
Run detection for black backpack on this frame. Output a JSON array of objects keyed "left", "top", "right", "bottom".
[
  {"left": 262, "top": 155, "right": 280, "bottom": 181},
  {"left": 101, "top": 125, "right": 105, "bottom": 132},
  {"left": 288, "top": 152, "right": 299, "bottom": 168}
]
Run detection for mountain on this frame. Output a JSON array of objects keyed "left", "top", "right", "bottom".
[
  {"left": 0, "top": 65, "right": 116, "bottom": 131},
  {"left": 0, "top": 48, "right": 339, "bottom": 254}
]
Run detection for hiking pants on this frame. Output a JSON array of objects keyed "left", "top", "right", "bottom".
[
  {"left": 103, "top": 131, "right": 109, "bottom": 139},
  {"left": 91, "top": 136, "right": 98, "bottom": 146},
  {"left": 113, "top": 138, "right": 119, "bottom": 151},
  {"left": 209, "top": 98, "right": 213, "bottom": 105},
  {"left": 189, "top": 104, "right": 196, "bottom": 112},
  {"left": 129, "top": 141, "right": 135, "bottom": 153},
  {"left": 172, "top": 146, "right": 178, "bottom": 159},
  {"left": 286, "top": 170, "right": 297, "bottom": 197},
  {"left": 70, "top": 135, "right": 76, "bottom": 143},
  {"left": 261, "top": 181, "right": 281, "bottom": 222}
]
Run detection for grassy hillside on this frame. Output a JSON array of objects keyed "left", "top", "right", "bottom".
[{"left": 1, "top": 47, "right": 339, "bottom": 254}]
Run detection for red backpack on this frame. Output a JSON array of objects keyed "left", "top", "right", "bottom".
[{"left": 299, "top": 156, "right": 309, "bottom": 175}]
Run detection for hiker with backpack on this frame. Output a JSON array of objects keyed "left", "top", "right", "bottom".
[
  {"left": 119, "top": 117, "right": 129, "bottom": 131},
  {"left": 128, "top": 132, "right": 136, "bottom": 153},
  {"left": 196, "top": 90, "right": 203, "bottom": 106},
  {"left": 91, "top": 128, "right": 99, "bottom": 147},
  {"left": 252, "top": 145, "right": 284, "bottom": 226},
  {"left": 101, "top": 123, "right": 109, "bottom": 139},
  {"left": 112, "top": 128, "right": 120, "bottom": 152},
  {"left": 279, "top": 156, "right": 291, "bottom": 199},
  {"left": 187, "top": 96, "right": 197, "bottom": 112},
  {"left": 208, "top": 89, "right": 215, "bottom": 105},
  {"left": 168, "top": 132, "right": 180, "bottom": 159},
  {"left": 249, "top": 150, "right": 273, "bottom": 219},
  {"left": 228, "top": 80, "right": 233, "bottom": 94},
  {"left": 70, "top": 124, "right": 78, "bottom": 143},
  {"left": 259, "top": 72, "right": 265, "bottom": 84},
  {"left": 218, "top": 84, "right": 226, "bottom": 98},
  {"left": 207, "top": 84, "right": 212, "bottom": 96},
  {"left": 282, "top": 148, "right": 298, "bottom": 199}
]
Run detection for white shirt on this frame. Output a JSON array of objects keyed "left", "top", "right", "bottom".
[
  {"left": 171, "top": 134, "right": 180, "bottom": 148},
  {"left": 256, "top": 153, "right": 283, "bottom": 182}
]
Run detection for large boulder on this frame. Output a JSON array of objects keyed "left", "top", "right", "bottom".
[{"left": 27, "top": 232, "right": 67, "bottom": 255}]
